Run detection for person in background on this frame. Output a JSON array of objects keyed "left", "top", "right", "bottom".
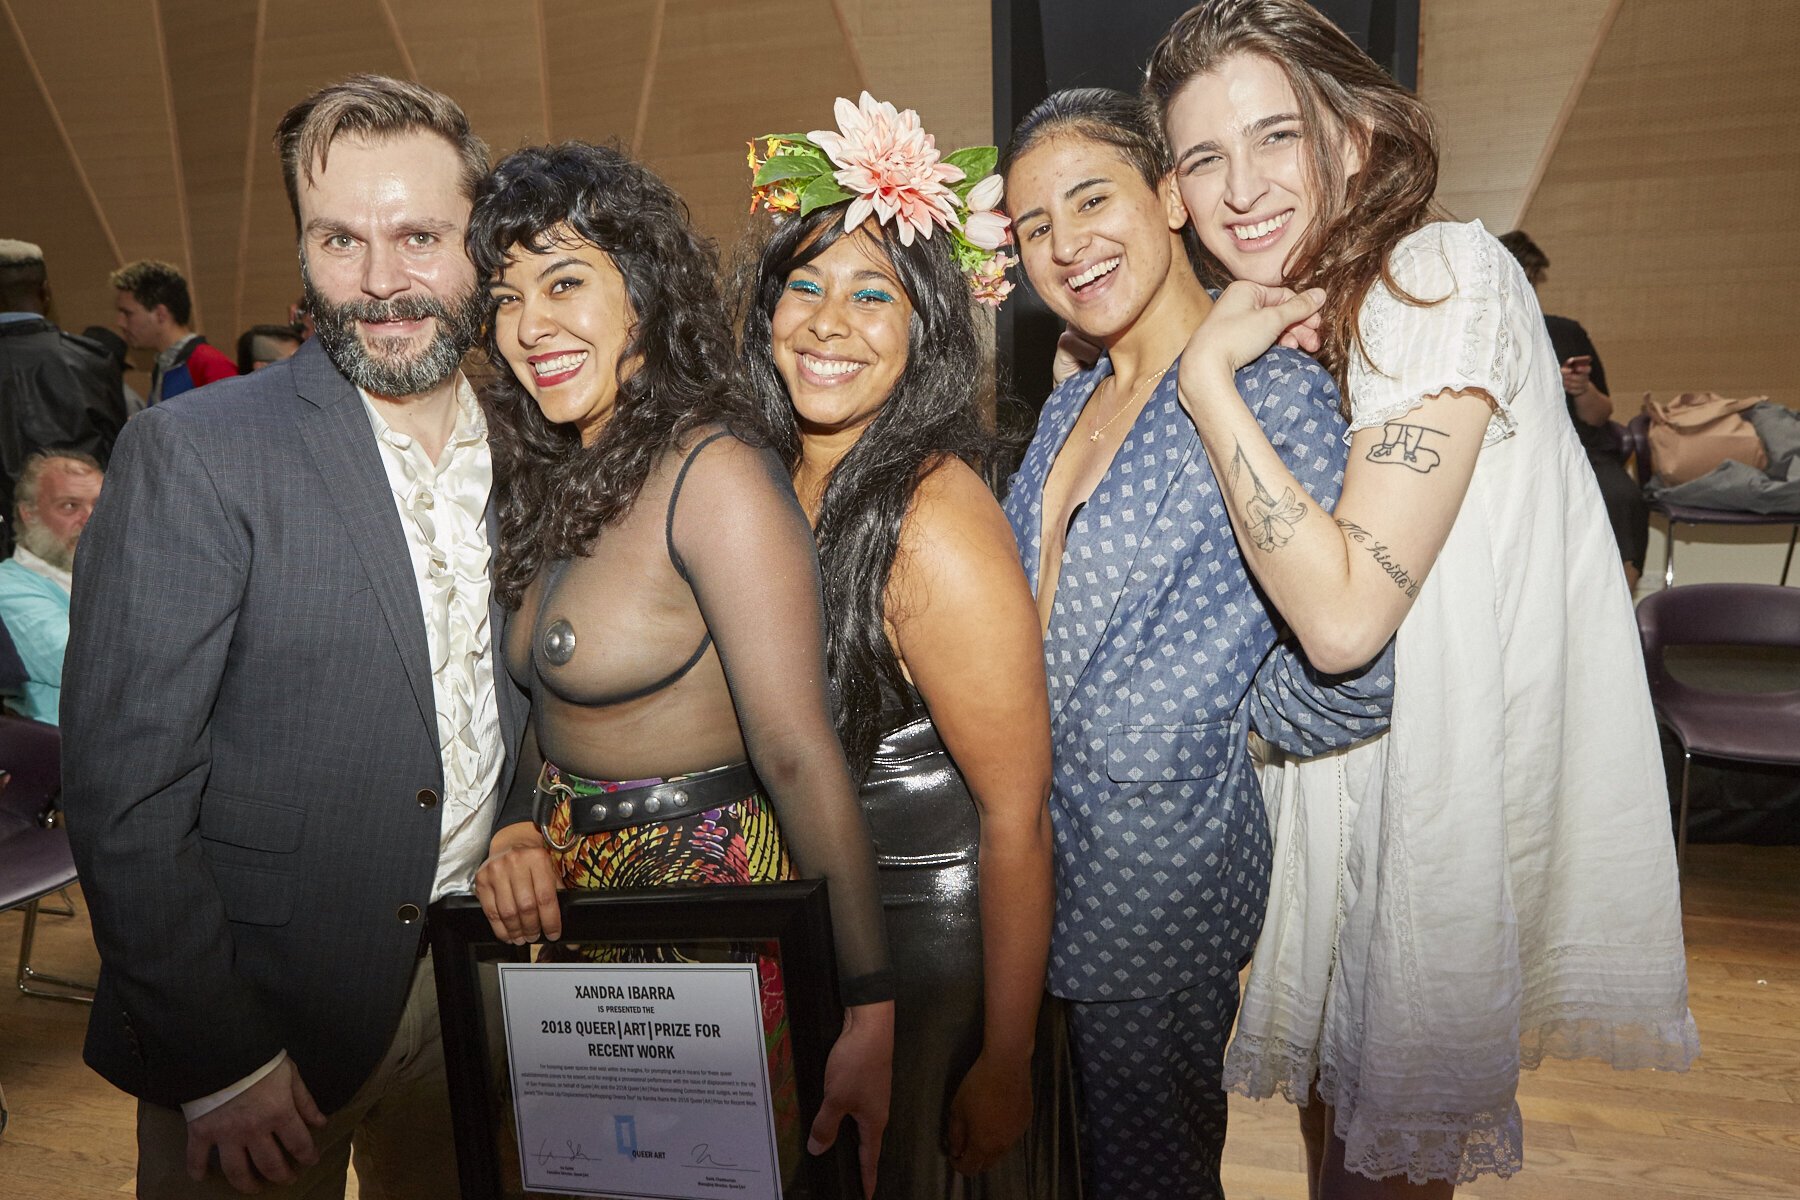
[
  {"left": 289, "top": 295, "right": 316, "bottom": 341},
  {"left": 1500, "top": 230, "right": 1648, "bottom": 588},
  {"left": 235, "top": 322, "right": 304, "bottom": 373},
  {"left": 80, "top": 325, "right": 146, "bottom": 415},
  {"left": 0, "top": 240, "right": 125, "bottom": 555},
  {"left": 109, "top": 258, "right": 237, "bottom": 403},
  {"left": 0, "top": 451, "right": 101, "bottom": 724}
]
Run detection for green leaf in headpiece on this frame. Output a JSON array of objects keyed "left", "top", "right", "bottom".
[
  {"left": 797, "top": 173, "right": 854, "bottom": 217},
  {"left": 755, "top": 154, "right": 831, "bottom": 187},
  {"left": 945, "top": 146, "right": 999, "bottom": 195}
]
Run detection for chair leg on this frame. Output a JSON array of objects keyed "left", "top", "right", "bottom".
[
  {"left": 15, "top": 898, "right": 94, "bottom": 1004},
  {"left": 37, "top": 887, "right": 75, "bottom": 919},
  {"left": 1782, "top": 526, "right": 1796, "bottom": 587},
  {"left": 1676, "top": 750, "right": 1693, "bottom": 876},
  {"left": 1662, "top": 519, "right": 1678, "bottom": 590}
]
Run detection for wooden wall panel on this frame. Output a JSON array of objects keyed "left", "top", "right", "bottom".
[
  {"left": 1422, "top": 0, "right": 1616, "bottom": 229},
  {"left": 540, "top": 0, "right": 660, "bottom": 147},
  {"left": 639, "top": 0, "right": 863, "bottom": 248},
  {"left": 0, "top": 12, "right": 118, "bottom": 334},
  {"left": 238, "top": 0, "right": 410, "bottom": 328},
  {"left": 6, "top": 0, "right": 189, "bottom": 310},
  {"left": 160, "top": 0, "right": 261, "bottom": 340},
  {"left": 1521, "top": 0, "right": 1800, "bottom": 412},
  {"left": 2, "top": 1, "right": 992, "bottom": 341},
  {"left": 387, "top": 0, "right": 549, "bottom": 159},
  {"left": 838, "top": 0, "right": 993, "bottom": 151}
]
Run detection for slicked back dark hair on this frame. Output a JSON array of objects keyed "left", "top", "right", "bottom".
[
  {"left": 468, "top": 141, "right": 758, "bottom": 609},
  {"left": 736, "top": 206, "right": 993, "bottom": 778},
  {"left": 999, "top": 87, "right": 1209, "bottom": 284}
]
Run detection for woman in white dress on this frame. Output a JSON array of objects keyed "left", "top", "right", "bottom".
[{"left": 1135, "top": 2, "right": 1699, "bottom": 1196}]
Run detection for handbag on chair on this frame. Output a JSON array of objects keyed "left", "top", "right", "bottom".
[{"left": 1644, "top": 391, "right": 1769, "bottom": 485}]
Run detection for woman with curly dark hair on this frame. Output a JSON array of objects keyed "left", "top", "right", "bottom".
[
  {"left": 464, "top": 141, "right": 894, "bottom": 1196},
  {"left": 736, "top": 96, "right": 1064, "bottom": 1197}
]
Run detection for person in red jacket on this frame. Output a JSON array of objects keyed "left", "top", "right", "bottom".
[{"left": 110, "top": 259, "right": 237, "bottom": 403}]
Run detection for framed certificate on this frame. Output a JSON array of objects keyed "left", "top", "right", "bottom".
[{"left": 429, "top": 881, "right": 856, "bottom": 1200}]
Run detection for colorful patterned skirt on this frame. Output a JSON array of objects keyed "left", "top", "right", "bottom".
[{"left": 537, "top": 760, "right": 803, "bottom": 1178}]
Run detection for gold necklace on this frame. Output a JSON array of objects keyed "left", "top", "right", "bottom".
[{"left": 1087, "top": 359, "right": 1175, "bottom": 442}]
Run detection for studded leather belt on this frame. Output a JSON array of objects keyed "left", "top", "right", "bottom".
[{"left": 532, "top": 760, "right": 760, "bottom": 852}]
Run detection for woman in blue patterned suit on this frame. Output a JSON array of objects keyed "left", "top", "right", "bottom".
[{"left": 997, "top": 89, "right": 1391, "bottom": 1200}]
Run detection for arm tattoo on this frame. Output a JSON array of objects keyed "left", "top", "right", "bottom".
[
  {"left": 1336, "top": 518, "right": 1421, "bottom": 597},
  {"left": 1228, "top": 441, "right": 1309, "bottom": 553},
  {"left": 1366, "top": 422, "right": 1447, "bottom": 473}
]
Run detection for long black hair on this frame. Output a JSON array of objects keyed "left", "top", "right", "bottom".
[
  {"left": 468, "top": 141, "right": 758, "bottom": 608},
  {"left": 737, "top": 206, "right": 993, "bottom": 777}
]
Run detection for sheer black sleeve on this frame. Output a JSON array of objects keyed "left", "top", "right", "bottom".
[{"left": 669, "top": 433, "right": 894, "bottom": 1005}]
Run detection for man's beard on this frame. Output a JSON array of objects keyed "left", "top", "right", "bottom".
[
  {"left": 302, "top": 266, "right": 483, "bottom": 397},
  {"left": 17, "top": 520, "right": 75, "bottom": 573}
]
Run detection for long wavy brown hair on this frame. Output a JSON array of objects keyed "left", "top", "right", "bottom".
[{"left": 1144, "top": 0, "right": 1442, "bottom": 415}]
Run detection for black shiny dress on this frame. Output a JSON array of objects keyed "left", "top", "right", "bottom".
[{"left": 863, "top": 681, "right": 1079, "bottom": 1199}]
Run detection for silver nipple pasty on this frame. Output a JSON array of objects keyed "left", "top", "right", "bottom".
[{"left": 542, "top": 619, "right": 577, "bottom": 665}]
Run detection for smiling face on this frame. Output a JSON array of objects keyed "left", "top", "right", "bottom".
[
  {"left": 1006, "top": 135, "right": 1190, "bottom": 345},
  {"left": 489, "top": 228, "right": 636, "bottom": 446},
  {"left": 296, "top": 130, "right": 481, "bottom": 397},
  {"left": 1164, "top": 52, "right": 1361, "bottom": 287},
  {"left": 770, "top": 225, "right": 912, "bottom": 441}
]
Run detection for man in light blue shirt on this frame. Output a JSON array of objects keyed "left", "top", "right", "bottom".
[{"left": 0, "top": 450, "right": 101, "bottom": 723}]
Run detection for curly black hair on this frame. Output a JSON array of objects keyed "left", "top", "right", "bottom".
[
  {"left": 467, "top": 141, "right": 760, "bottom": 608},
  {"left": 736, "top": 206, "right": 996, "bottom": 778}
]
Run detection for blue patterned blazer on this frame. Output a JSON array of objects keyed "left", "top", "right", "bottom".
[{"left": 1003, "top": 349, "right": 1392, "bottom": 1003}]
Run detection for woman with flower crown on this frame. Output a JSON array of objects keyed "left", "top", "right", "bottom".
[
  {"left": 736, "top": 94, "right": 1072, "bottom": 1198},
  {"left": 464, "top": 140, "right": 895, "bottom": 1197}
]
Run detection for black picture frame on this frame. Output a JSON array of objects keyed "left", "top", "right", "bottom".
[{"left": 429, "top": 881, "right": 854, "bottom": 1200}]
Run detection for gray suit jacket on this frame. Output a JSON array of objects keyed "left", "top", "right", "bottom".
[{"left": 62, "top": 338, "right": 528, "bottom": 1111}]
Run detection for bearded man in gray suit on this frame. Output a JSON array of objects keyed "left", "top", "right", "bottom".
[{"left": 63, "top": 75, "right": 527, "bottom": 1197}]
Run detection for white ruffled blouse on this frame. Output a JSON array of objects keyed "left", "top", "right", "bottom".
[
  {"left": 360, "top": 379, "right": 503, "bottom": 902},
  {"left": 1227, "top": 221, "right": 1697, "bottom": 1185}
]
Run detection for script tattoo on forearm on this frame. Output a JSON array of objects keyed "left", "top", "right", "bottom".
[
  {"left": 1366, "top": 422, "right": 1447, "bottom": 473},
  {"left": 1228, "top": 441, "right": 1309, "bottom": 552},
  {"left": 1336, "top": 518, "right": 1421, "bottom": 597}
]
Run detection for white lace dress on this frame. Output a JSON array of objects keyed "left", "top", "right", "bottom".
[{"left": 1224, "top": 221, "right": 1698, "bottom": 1184}]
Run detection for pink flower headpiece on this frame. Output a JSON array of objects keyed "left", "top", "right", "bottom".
[{"left": 749, "top": 93, "right": 1016, "bottom": 308}]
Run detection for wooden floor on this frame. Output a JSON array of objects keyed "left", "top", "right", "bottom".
[{"left": 1, "top": 846, "right": 1796, "bottom": 1199}]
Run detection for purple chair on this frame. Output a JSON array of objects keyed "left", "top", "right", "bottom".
[
  {"left": 0, "top": 716, "right": 91, "bottom": 1002},
  {"left": 1626, "top": 411, "right": 1799, "bottom": 589},
  {"left": 1636, "top": 583, "right": 1800, "bottom": 871}
]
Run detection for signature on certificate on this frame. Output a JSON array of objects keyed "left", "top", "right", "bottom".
[
  {"left": 532, "top": 1138, "right": 594, "bottom": 1167},
  {"left": 688, "top": 1143, "right": 756, "bottom": 1172}
]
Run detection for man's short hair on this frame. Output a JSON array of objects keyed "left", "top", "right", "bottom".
[
  {"left": 0, "top": 238, "right": 48, "bottom": 311},
  {"left": 13, "top": 449, "right": 102, "bottom": 526},
  {"left": 274, "top": 74, "right": 488, "bottom": 234},
  {"left": 236, "top": 323, "right": 304, "bottom": 374},
  {"left": 109, "top": 259, "right": 193, "bottom": 326},
  {"left": 1499, "top": 230, "right": 1549, "bottom": 287}
]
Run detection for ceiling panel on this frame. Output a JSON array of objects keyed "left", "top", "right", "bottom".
[
  {"left": 8, "top": 0, "right": 189, "bottom": 288},
  {"left": 159, "top": 0, "right": 261, "bottom": 337}
]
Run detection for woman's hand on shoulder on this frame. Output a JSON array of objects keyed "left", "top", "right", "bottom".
[
  {"left": 948, "top": 1048, "right": 1034, "bottom": 1176},
  {"left": 474, "top": 822, "right": 563, "bottom": 944},
  {"left": 1180, "top": 281, "right": 1327, "bottom": 407}
]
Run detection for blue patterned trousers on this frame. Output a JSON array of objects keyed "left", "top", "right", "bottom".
[{"left": 1065, "top": 972, "right": 1240, "bottom": 1200}]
